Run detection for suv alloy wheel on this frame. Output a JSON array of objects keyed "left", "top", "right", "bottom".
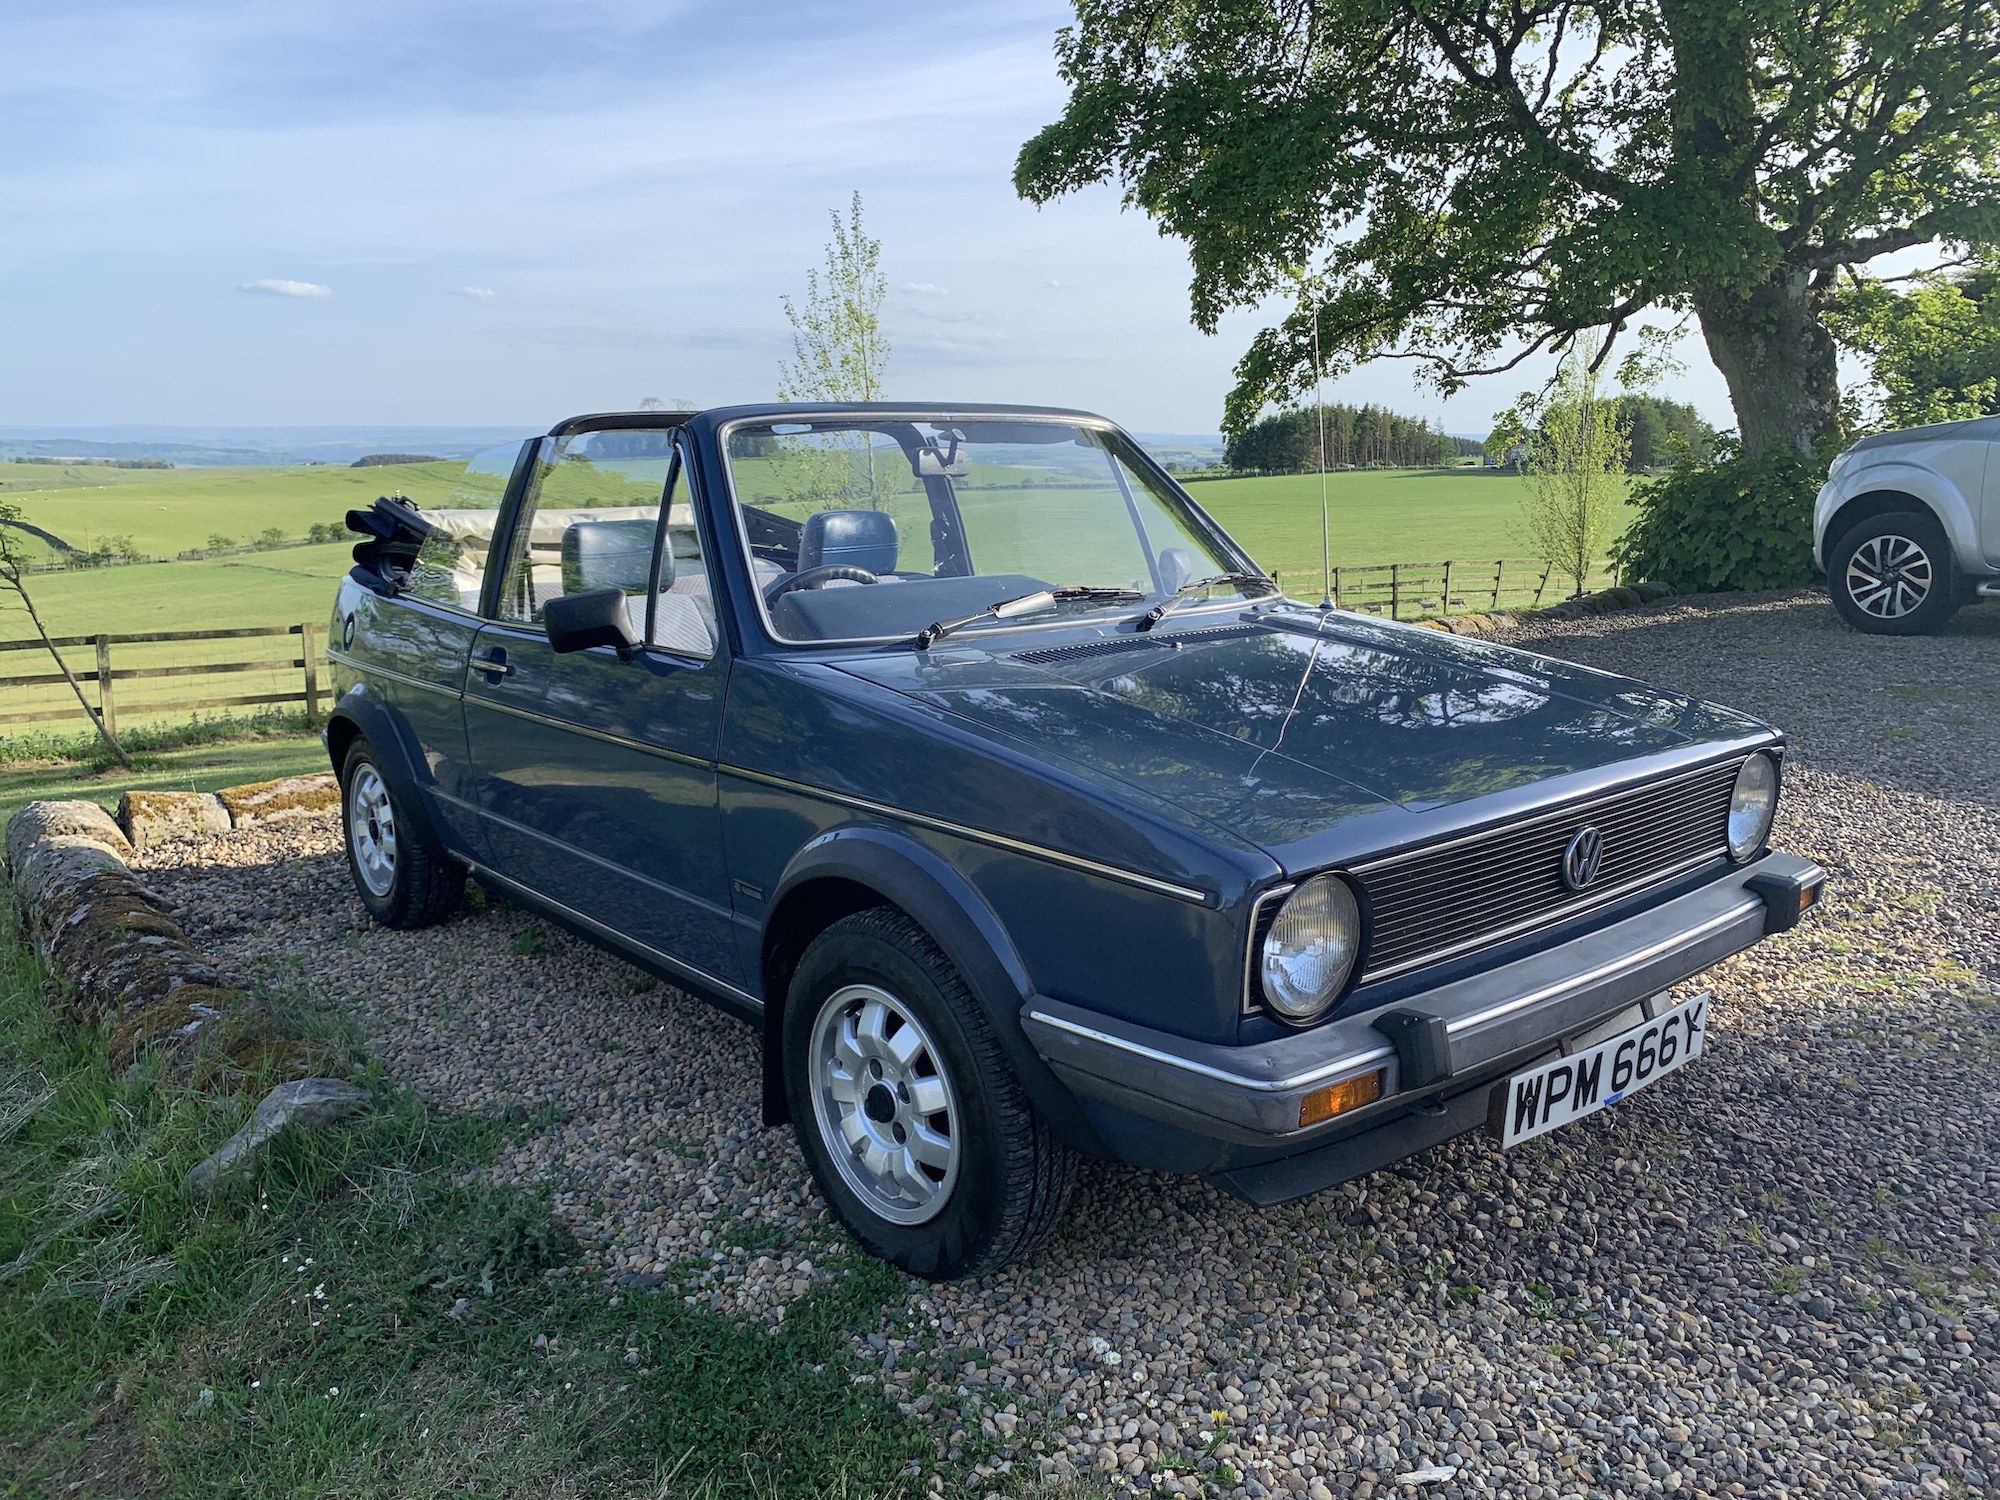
[
  {"left": 782, "top": 907, "right": 1074, "bottom": 1278},
  {"left": 1828, "top": 509, "right": 1961, "bottom": 635}
]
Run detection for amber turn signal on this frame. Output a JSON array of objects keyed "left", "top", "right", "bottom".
[{"left": 1298, "top": 1069, "right": 1384, "bottom": 1129}]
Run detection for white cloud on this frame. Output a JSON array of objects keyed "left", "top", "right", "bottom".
[
  {"left": 238, "top": 278, "right": 331, "bottom": 299},
  {"left": 901, "top": 281, "right": 950, "bottom": 296},
  {"left": 453, "top": 285, "right": 496, "bottom": 299}
]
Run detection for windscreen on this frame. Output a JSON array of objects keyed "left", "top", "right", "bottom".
[{"left": 723, "top": 418, "right": 1254, "bottom": 644}]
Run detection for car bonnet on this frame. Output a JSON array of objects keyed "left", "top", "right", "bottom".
[{"left": 829, "top": 607, "right": 1768, "bottom": 864}]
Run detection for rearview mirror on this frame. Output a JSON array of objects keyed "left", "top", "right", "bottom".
[
  {"left": 913, "top": 436, "right": 970, "bottom": 478},
  {"left": 544, "top": 588, "right": 640, "bottom": 657}
]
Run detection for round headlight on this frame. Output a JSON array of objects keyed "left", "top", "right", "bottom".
[
  {"left": 1261, "top": 875, "right": 1362, "bottom": 1024},
  {"left": 1727, "top": 753, "right": 1779, "bottom": 861}
]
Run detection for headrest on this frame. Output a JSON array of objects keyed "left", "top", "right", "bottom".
[
  {"left": 798, "top": 509, "right": 898, "bottom": 575},
  {"left": 560, "top": 519, "right": 661, "bottom": 596}
]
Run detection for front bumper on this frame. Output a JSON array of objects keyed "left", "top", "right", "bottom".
[{"left": 1021, "top": 853, "right": 1825, "bottom": 1193}]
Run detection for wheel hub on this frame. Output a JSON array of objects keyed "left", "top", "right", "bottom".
[
  {"left": 807, "top": 983, "right": 961, "bottom": 1226},
  {"left": 347, "top": 764, "right": 399, "bottom": 898},
  {"left": 1847, "top": 534, "right": 1933, "bottom": 619}
]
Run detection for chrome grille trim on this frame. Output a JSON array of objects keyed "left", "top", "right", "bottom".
[{"left": 1347, "top": 757, "right": 1746, "bottom": 984}]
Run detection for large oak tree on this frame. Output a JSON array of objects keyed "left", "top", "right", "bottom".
[{"left": 1016, "top": 0, "right": 2000, "bottom": 455}]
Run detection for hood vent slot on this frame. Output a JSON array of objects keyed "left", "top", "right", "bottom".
[{"left": 1013, "top": 622, "right": 1270, "bottom": 667}]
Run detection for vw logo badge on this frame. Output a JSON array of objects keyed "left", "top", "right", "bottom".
[{"left": 1562, "top": 826, "right": 1605, "bottom": 890}]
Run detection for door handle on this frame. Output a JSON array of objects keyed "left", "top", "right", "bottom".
[{"left": 476, "top": 650, "right": 514, "bottom": 679}]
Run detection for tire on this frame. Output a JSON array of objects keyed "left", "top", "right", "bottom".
[
  {"left": 783, "top": 907, "right": 1075, "bottom": 1279},
  {"left": 1828, "top": 510, "right": 1961, "bottom": 635},
  {"left": 340, "top": 738, "right": 464, "bottom": 928}
]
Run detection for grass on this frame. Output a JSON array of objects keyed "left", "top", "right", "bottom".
[
  {"left": 0, "top": 464, "right": 1617, "bottom": 643},
  {"left": 0, "top": 725, "right": 332, "bottom": 826},
  {"left": 0, "top": 901, "right": 936, "bottom": 1498},
  {"left": 0, "top": 542, "right": 352, "bottom": 641},
  {"left": 6, "top": 462, "right": 477, "bottom": 560},
  {"left": 1187, "top": 466, "right": 1635, "bottom": 581}
]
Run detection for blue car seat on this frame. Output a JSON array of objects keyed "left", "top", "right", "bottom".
[{"left": 798, "top": 509, "right": 898, "bottom": 574}]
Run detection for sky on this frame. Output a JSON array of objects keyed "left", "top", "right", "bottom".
[{"left": 0, "top": 0, "right": 1755, "bottom": 437}]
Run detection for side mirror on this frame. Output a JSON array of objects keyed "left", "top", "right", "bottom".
[{"left": 544, "top": 588, "right": 640, "bottom": 657}]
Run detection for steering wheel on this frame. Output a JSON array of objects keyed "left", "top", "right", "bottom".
[{"left": 765, "top": 564, "right": 881, "bottom": 604}]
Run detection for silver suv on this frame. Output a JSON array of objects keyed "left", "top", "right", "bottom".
[{"left": 1815, "top": 415, "right": 2000, "bottom": 633}]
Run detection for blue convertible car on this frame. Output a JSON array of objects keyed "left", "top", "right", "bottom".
[{"left": 329, "top": 404, "right": 1824, "bottom": 1278}]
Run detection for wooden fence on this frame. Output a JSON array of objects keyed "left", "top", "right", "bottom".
[
  {"left": 0, "top": 623, "right": 329, "bottom": 734},
  {"left": 1269, "top": 558, "right": 1619, "bottom": 620}
]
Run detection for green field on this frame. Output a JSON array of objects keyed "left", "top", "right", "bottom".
[
  {"left": 1188, "top": 466, "right": 1634, "bottom": 581},
  {"left": 5, "top": 461, "right": 475, "bottom": 559},
  {"left": 1, "top": 461, "right": 1631, "bottom": 649}
]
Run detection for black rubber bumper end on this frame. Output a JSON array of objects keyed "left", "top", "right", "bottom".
[
  {"left": 1372, "top": 1008, "right": 1454, "bottom": 1090},
  {"left": 1747, "top": 866, "right": 1827, "bottom": 934}
]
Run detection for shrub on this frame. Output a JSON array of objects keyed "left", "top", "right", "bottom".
[{"left": 1612, "top": 440, "right": 1822, "bottom": 593}]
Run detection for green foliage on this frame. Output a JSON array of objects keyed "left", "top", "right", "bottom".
[
  {"left": 1612, "top": 441, "right": 1822, "bottom": 594},
  {"left": 778, "top": 192, "right": 889, "bottom": 404},
  {"left": 1017, "top": 0, "right": 2000, "bottom": 454},
  {"left": 1827, "top": 261, "right": 2000, "bottom": 429},
  {"left": 1223, "top": 404, "right": 1478, "bottom": 472},
  {"left": 1612, "top": 395, "right": 1716, "bottom": 470},
  {"left": 1518, "top": 355, "right": 1629, "bottom": 597},
  {"left": 0, "top": 908, "right": 933, "bottom": 1498}
]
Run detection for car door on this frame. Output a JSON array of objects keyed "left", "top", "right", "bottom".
[
  {"left": 460, "top": 426, "right": 740, "bottom": 986},
  {"left": 333, "top": 440, "right": 528, "bottom": 854}
]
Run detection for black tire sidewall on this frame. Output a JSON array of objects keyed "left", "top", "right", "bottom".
[
  {"left": 783, "top": 919, "right": 1014, "bottom": 1278},
  {"left": 1829, "top": 510, "right": 1959, "bottom": 635},
  {"left": 340, "top": 739, "right": 441, "bottom": 926}
]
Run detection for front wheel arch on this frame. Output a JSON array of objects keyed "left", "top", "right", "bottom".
[{"left": 753, "top": 830, "right": 1108, "bottom": 1159}]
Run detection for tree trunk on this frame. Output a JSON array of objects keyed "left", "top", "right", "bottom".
[{"left": 1694, "top": 268, "right": 1843, "bottom": 458}]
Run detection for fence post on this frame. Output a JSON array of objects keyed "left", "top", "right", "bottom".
[
  {"left": 300, "top": 623, "right": 323, "bottom": 724},
  {"left": 1443, "top": 559, "right": 1454, "bottom": 611},
  {"left": 1491, "top": 561, "right": 1503, "bottom": 610},
  {"left": 1390, "top": 564, "right": 1402, "bottom": 619},
  {"left": 1534, "top": 563, "right": 1553, "bottom": 606},
  {"left": 1332, "top": 567, "right": 1342, "bottom": 608},
  {"left": 95, "top": 634, "right": 117, "bottom": 740}
]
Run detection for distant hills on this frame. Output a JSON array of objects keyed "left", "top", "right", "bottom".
[{"left": 0, "top": 425, "right": 538, "bottom": 468}]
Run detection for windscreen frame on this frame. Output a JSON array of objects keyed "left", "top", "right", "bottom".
[{"left": 714, "top": 409, "right": 1263, "bottom": 650}]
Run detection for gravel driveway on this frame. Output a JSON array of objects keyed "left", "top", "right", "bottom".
[{"left": 138, "top": 588, "right": 2000, "bottom": 1500}]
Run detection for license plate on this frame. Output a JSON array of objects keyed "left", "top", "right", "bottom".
[{"left": 1489, "top": 994, "right": 1708, "bottom": 1148}]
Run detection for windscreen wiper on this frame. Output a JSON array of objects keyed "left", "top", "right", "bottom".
[
  {"left": 915, "top": 586, "right": 1143, "bottom": 650},
  {"left": 1134, "top": 572, "right": 1279, "bottom": 632}
]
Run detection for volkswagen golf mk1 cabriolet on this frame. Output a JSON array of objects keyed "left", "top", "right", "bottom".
[{"left": 328, "top": 404, "right": 1824, "bottom": 1278}]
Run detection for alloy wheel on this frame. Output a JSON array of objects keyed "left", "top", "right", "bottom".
[
  {"left": 1846, "top": 533, "right": 1934, "bottom": 619},
  {"left": 808, "top": 983, "right": 961, "bottom": 1225},
  {"left": 347, "top": 763, "right": 399, "bottom": 897}
]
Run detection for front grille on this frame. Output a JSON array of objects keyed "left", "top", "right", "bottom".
[{"left": 1346, "top": 758, "right": 1745, "bottom": 983}]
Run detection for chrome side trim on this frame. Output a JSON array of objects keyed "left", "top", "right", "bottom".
[
  {"left": 326, "top": 649, "right": 464, "bottom": 701},
  {"left": 721, "top": 764, "right": 1214, "bottom": 906},
  {"left": 471, "top": 802, "right": 735, "bottom": 921},
  {"left": 463, "top": 692, "right": 713, "bottom": 771},
  {"left": 1025, "top": 895, "right": 1762, "bottom": 1096},
  {"left": 466, "top": 860, "right": 760, "bottom": 1013},
  {"left": 1029, "top": 1007, "right": 1388, "bottom": 1095},
  {"left": 1356, "top": 844, "right": 1728, "bottom": 984}
]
